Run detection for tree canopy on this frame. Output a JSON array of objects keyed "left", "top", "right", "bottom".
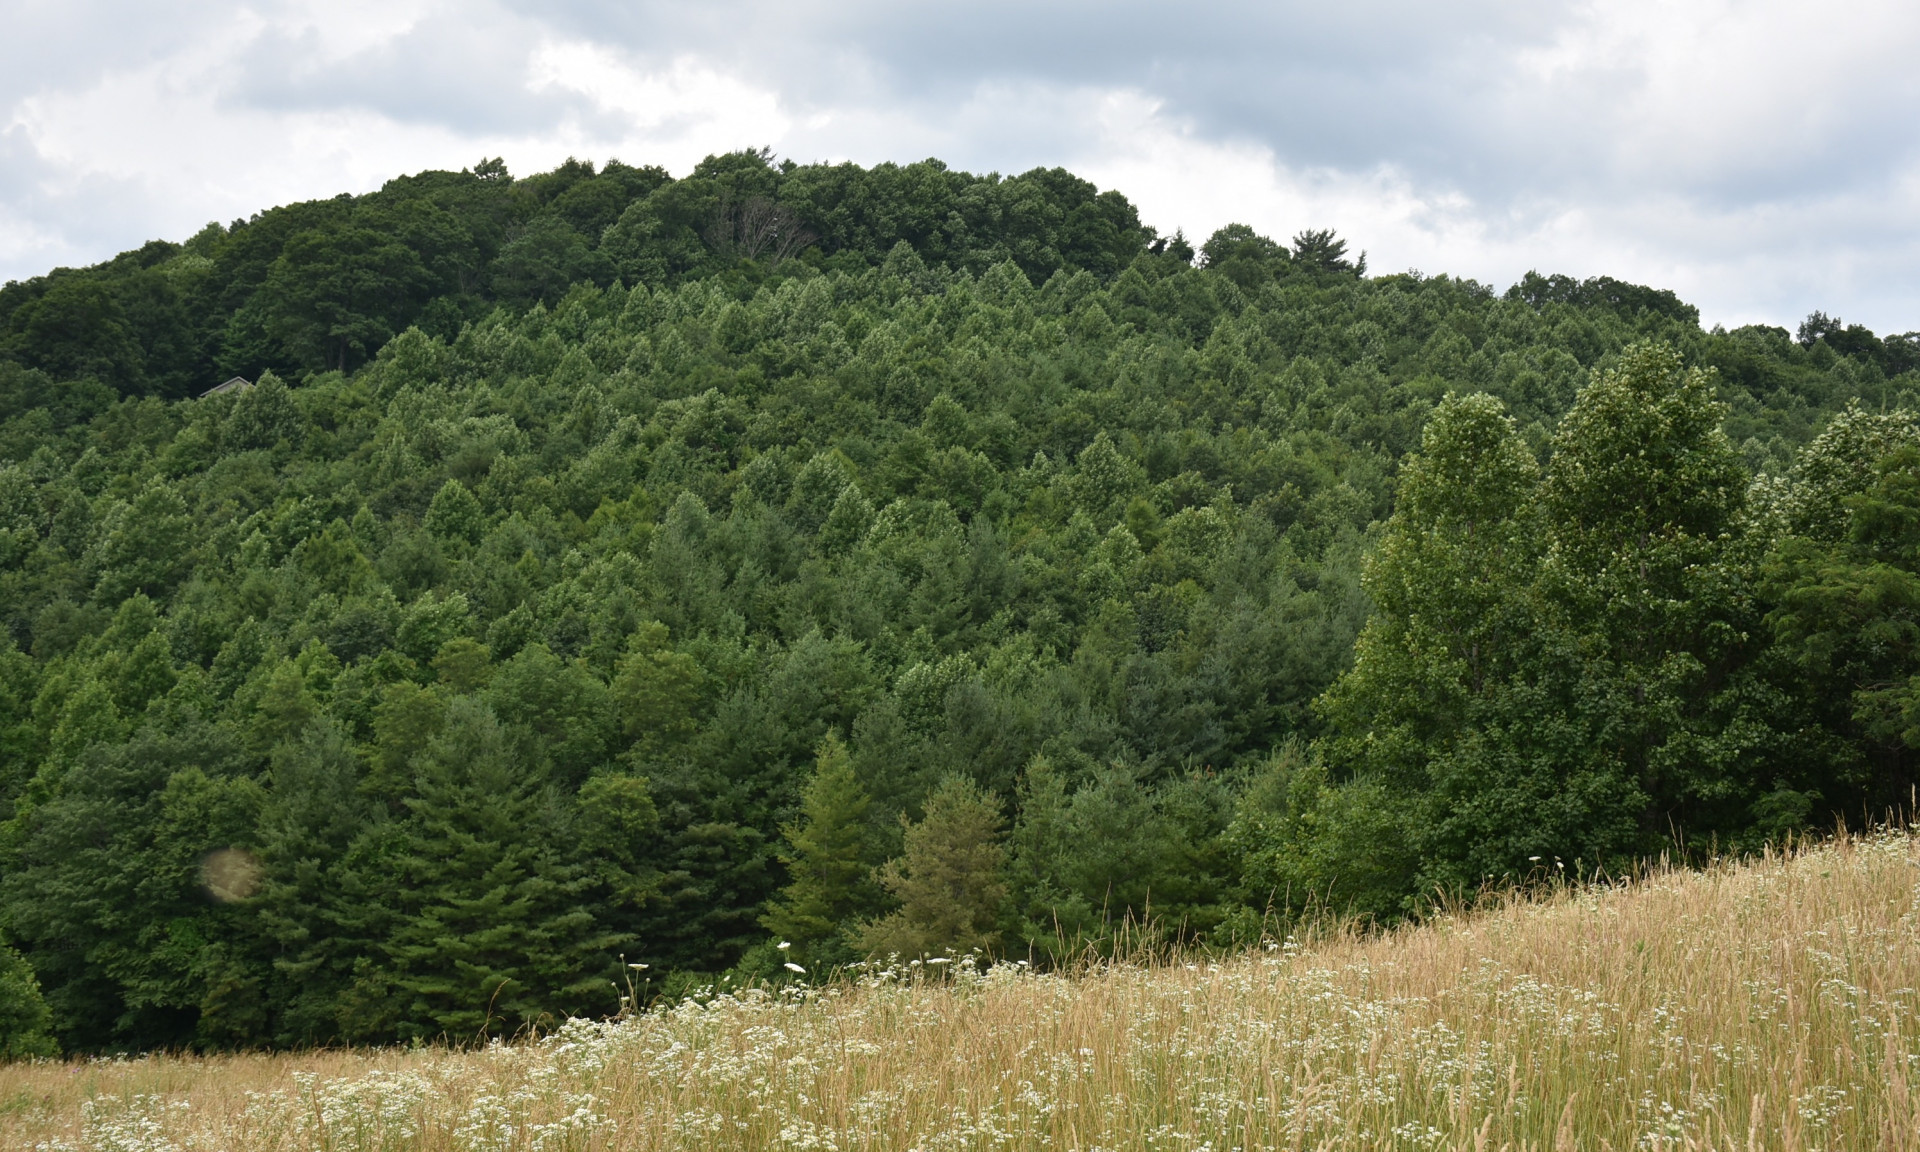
[{"left": 2, "top": 151, "right": 1918, "bottom": 1054}]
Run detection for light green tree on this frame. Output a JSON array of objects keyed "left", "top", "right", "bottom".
[
  {"left": 855, "top": 775, "right": 1006, "bottom": 959},
  {"left": 425, "top": 479, "right": 485, "bottom": 546},
  {"left": 1319, "top": 390, "right": 1542, "bottom": 790},
  {"left": 760, "top": 733, "right": 882, "bottom": 967},
  {"left": 0, "top": 938, "right": 57, "bottom": 1059}
]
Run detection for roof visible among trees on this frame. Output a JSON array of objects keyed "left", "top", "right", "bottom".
[{"left": 199, "top": 376, "right": 251, "bottom": 398}]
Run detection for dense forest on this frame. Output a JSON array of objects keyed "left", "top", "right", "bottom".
[{"left": 2, "top": 150, "right": 1919, "bottom": 1056}]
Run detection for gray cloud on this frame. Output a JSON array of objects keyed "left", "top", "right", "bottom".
[
  {"left": 4, "top": 0, "right": 1917, "bottom": 332},
  {"left": 220, "top": 8, "right": 583, "bottom": 135}
]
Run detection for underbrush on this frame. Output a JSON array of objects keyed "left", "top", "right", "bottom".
[{"left": 6, "top": 831, "right": 1920, "bottom": 1150}]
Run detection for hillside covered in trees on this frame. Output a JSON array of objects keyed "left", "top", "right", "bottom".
[{"left": 2, "top": 150, "right": 1919, "bottom": 1055}]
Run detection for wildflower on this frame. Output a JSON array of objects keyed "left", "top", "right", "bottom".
[
  {"left": 629, "top": 962, "right": 649, "bottom": 970},
  {"left": 778, "top": 941, "right": 792, "bottom": 950},
  {"left": 785, "top": 962, "right": 807, "bottom": 973}
]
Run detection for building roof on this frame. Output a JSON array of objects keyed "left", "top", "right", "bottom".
[{"left": 200, "top": 376, "right": 252, "bottom": 398}]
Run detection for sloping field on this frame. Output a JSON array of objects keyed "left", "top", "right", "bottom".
[{"left": 5, "top": 832, "right": 1920, "bottom": 1151}]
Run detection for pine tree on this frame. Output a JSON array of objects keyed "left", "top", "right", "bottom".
[
  {"left": 854, "top": 775, "right": 1006, "bottom": 959},
  {"left": 371, "top": 698, "right": 624, "bottom": 1040},
  {"left": 1005, "top": 755, "right": 1101, "bottom": 958},
  {"left": 253, "top": 717, "right": 383, "bottom": 1045},
  {"left": 761, "top": 734, "right": 881, "bottom": 967},
  {"left": 424, "top": 479, "right": 485, "bottom": 546}
]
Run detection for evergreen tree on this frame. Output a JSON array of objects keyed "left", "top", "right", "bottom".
[
  {"left": 761, "top": 734, "right": 882, "bottom": 967},
  {"left": 610, "top": 622, "right": 706, "bottom": 760},
  {"left": 855, "top": 775, "right": 1007, "bottom": 959},
  {"left": 1005, "top": 755, "right": 1102, "bottom": 958},
  {"left": 3, "top": 151, "right": 1914, "bottom": 1051},
  {"left": 424, "top": 479, "right": 485, "bottom": 546},
  {"left": 370, "top": 698, "right": 622, "bottom": 1040},
  {"left": 253, "top": 717, "right": 383, "bottom": 1045}
]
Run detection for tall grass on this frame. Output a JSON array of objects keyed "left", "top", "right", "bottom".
[{"left": 6, "top": 830, "right": 1920, "bottom": 1151}]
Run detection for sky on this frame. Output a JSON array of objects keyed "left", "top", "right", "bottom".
[{"left": 3, "top": 0, "right": 1918, "bottom": 334}]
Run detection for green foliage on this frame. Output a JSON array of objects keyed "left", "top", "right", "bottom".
[
  {"left": 1765, "top": 436, "right": 1920, "bottom": 802},
  {"left": 0, "top": 153, "right": 1913, "bottom": 1051},
  {"left": 1006, "top": 755, "right": 1238, "bottom": 958},
  {"left": 761, "top": 734, "right": 883, "bottom": 968},
  {"left": 363, "top": 698, "right": 621, "bottom": 1040},
  {"left": 0, "top": 937, "right": 57, "bottom": 1059},
  {"left": 855, "top": 775, "right": 1008, "bottom": 959},
  {"left": 1305, "top": 343, "right": 1851, "bottom": 909}
]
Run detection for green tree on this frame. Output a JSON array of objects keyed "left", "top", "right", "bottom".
[
  {"left": 0, "top": 728, "right": 259, "bottom": 1052},
  {"left": 610, "top": 622, "right": 706, "bottom": 760},
  {"left": 854, "top": 775, "right": 1007, "bottom": 959},
  {"left": 1291, "top": 229, "right": 1363, "bottom": 274},
  {"left": 1777, "top": 404, "right": 1920, "bottom": 541},
  {"left": 370, "top": 699, "right": 621, "bottom": 1040},
  {"left": 1766, "top": 443, "right": 1920, "bottom": 805},
  {"left": 761, "top": 734, "right": 882, "bottom": 967},
  {"left": 425, "top": 479, "right": 485, "bottom": 545},
  {"left": 222, "top": 371, "right": 303, "bottom": 450},
  {"left": 252, "top": 718, "right": 384, "bottom": 1045},
  {"left": 1199, "top": 224, "right": 1289, "bottom": 289},
  {"left": 0, "top": 937, "right": 57, "bottom": 1059},
  {"left": 88, "top": 479, "right": 195, "bottom": 602},
  {"left": 369, "top": 680, "right": 445, "bottom": 798},
  {"left": 256, "top": 225, "right": 436, "bottom": 371},
  {"left": 575, "top": 772, "right": 660, "bottom": 910},
  {"left": 484, "top": 643, "right": 612, "bottom": 786},
  {"left": 1532, "top": 342, "right": 1769, "bottom": 843},
  {"left": 1310, "top": 346, "right": 1787, "bottom": 906},
  {"left": 7, "top": 276, "right": 146, "bottom": 393},
  {"left": 491, "top": 216, "right": 613, "bottom": 307},
  {"left": 1319, "top": 391, "right": 1542, "bottom": 790}
]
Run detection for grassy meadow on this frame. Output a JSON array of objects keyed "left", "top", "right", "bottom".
[{"left": 5, "top": 831, "right": 1920, "bottom": 1152}]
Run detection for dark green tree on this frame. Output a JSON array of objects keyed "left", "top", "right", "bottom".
[
  {"left": 370, "top": 698, "right": 621, "bottom": 1040},
  {"left": 255, "top": 225, "right": 436, "bottom": 372},
  {"left": 6, "top": 277, "right": 146, "bottom": 393}
]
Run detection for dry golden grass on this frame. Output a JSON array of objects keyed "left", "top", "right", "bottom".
[{"left": 6, "top": 830, "right": 1920, "bottom": 1151}]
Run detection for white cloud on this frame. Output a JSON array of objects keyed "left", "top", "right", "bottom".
[
  {"left": 2, "top": 0, "right": 1917, "bottom": 333},
  {"left": 525, "top": 41, "right": 790, "bottom": 171},
  {"left": 1061, "top": 83, "right": 1920, "bottom": 331}
]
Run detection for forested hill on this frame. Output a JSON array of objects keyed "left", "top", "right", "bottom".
[{"left": 2, "top": 151, "right": 1919, "bottom": 1056}]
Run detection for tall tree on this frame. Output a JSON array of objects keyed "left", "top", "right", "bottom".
[
  {"left": 761, "top": 733, "right": 882, "bottom": 968},
  {"left": 1319, "top": 391, "right": 1542, "bottom": 790},
  {"left": 367, "top": 698, "right": 623, "bottom": 1040}
]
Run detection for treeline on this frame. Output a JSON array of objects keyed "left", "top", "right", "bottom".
[
  {"left": 0, "top": 151, "right": 1154, "bottom": 396},
  {"left": 1, "top": 152, "right": 1918, "bottom": 1056}
]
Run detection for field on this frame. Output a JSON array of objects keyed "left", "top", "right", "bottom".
[{"left": 5, "top": 832, "right": 1920, "bottom": 1151}]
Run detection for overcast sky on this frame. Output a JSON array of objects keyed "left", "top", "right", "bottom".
[{"left": 4, "top": 0, "right": 1917, "bottom": 333}]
